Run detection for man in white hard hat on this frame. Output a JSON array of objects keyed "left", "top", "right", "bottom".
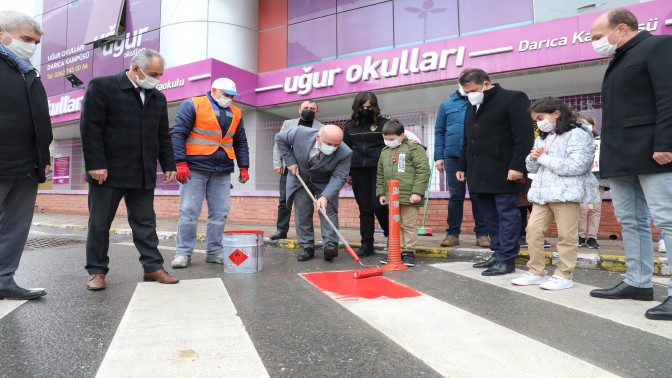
[{"left": 170, "top": 78, "right": 250, "bottom": 268}]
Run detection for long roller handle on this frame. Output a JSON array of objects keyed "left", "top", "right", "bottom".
[{"left": 295, "top": 172, "right": 362, "bottom": 264}]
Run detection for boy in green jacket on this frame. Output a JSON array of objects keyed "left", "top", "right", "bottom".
[{"left": 376, "top": 119, "right": 431, "bottom": 266}]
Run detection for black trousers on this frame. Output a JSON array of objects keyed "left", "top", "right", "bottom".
[
  {"left": 351, "top": 167, "right": 389, "bottom": 246},
  {"left": 276, "top": 170, "right": 291, "bottom": 233},
  {"left": 477, "top": 193, "right": 521, "bottom": 263},
  {"left": 85, "top": 185, "right": 164, "bottom": 274}
]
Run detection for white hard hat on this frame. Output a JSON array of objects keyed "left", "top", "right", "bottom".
[{"left": 212, "top": 78, "right": 240, "bottom": 97}]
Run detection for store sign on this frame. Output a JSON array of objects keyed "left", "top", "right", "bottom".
[{"left": 255, "top": 1, "right": 672, "bottom": 107}]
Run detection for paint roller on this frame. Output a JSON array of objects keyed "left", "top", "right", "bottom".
[{"left": 294, "top": 172, "right": 383, "bottom": 279}]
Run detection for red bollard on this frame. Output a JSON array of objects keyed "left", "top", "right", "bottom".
[{"left": 383, "top": 180, "right": 407, "bottom": 271}]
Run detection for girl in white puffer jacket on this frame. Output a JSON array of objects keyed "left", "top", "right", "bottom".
[{"left": 511, "top": 97, "right": 600, "bottom": 291}]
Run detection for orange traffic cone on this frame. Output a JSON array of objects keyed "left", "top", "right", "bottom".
[{"left": 382, "top": 180, "right": 407, "bottom": 271}]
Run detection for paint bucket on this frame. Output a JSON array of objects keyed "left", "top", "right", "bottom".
[{"left": 223, "top": 230, "right": 264, "bottom": 273}]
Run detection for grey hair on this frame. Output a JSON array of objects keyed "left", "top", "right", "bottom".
[
  {"left": 0, "top": 10, "right": 44, "bottom": 35},
  {"left": 129, "top": 49, "right": 165, "bottom": 69}
]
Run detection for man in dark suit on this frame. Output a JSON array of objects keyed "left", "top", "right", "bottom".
[
  {"left": 457, "top": 68, "right": 534, "bottom": 276},
  {"left": 270, "top": 100, "right": 324, "bottom": 240},
  {"left": 0, "top": 10, "right": 51, "bottom": 300},
  {"left": 275, "top": 125, "right": 352, "bottom": 262},
  {"left": 80, "top": 49, "right": 178, "bottom": 290},
  {"left": 587, "top": 8, "right": 672, "bottom": 320}
]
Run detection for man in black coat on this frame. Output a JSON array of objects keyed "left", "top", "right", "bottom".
[
  {"left": 457, "top": 68, "right": 534, "bottom": 276},
  {"left": 80, "top": 49, "right": 178, "bottom": 291},
  {"left": 0, "top": 10, "right": 52, "bottom": 300},
  {"left": 587, "top": 8, "right": 672, "bottom": 321}
]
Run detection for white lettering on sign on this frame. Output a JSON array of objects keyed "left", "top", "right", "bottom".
[
  {"left": 96, "top": 27, "right": 150, "bottom": 58},
  {"left": 48, "top": 95, "right": 84, "bottom": 117},
  {"left": 281, "top": 46, "right": 465, "bottom": 95},
  {"left": 155, "top": 78, "right": 185, "bottom": 91},
  {"left": 518, "top": 37, "right": 568, "bottom": 52}
]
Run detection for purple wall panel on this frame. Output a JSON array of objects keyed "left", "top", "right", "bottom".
[
  {"left": 337, "top": 2, "right": 393, "bottom": 56},
  {"left": 287, "top": 15, "right": 336, "bottom": 66},
  {"left": 336, "top": 0, "right": 386, "bottom": 13},
  {"left": 458, "top": 0, "right": 533, "bottom": 34},
  {"left": 394, "top": 0, "right": 458, "bottom": 46},
  {"left": 288, "top": 0, "right": 336, "bottom": 24}
]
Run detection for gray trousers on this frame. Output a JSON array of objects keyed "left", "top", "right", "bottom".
[
  {"left": 0, "top": 179, "right": 38, "bottom": 289},
  {"left": 292, "top": 183, "right": 339, "bottom": 249}
]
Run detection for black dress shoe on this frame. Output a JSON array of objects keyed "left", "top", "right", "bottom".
[
  {"left": 482, "top": 261, "right": 515, "bottom": 276},
  {"left": 356, "top": 245, "right": 375, "bottom": 258},
  {"left": 297, "top": 248, "right": 315, "bottom": 261},
  {"left": 646, "top": 297, "right": 672, "bottom": 320},
  {"left": 270, "top": 231, "right": 288, "bottom": 240},
  {"left": 473, "top": 256, "right": 497, "bottom": 268},
  {"left": 323, "top": 245, "right": 339, "bottom": 262},
  {"left": 589, "top": 281, "right": 653, "bottom": 301},
  {"left": 0, "top": 286, "right": 47, "bottom": 300}
]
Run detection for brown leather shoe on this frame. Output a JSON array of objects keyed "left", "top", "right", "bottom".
[
  {"left": 440, "top": 235, "right": 459, "bottom": 247},
  {"left": 87, "top": 274, "right": 106, "bottom": 291},
  {"left": 476, "top": 236, "right": 491, "bottom": 248},
  {"left": 143, "top": 269, "right": 179, "bottom": 284}
]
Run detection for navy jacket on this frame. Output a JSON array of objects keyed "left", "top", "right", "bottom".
[
  {"left": 434, "top": 90, "right": 468, "bottom": 161},
  {"left": 171, "top": 92, "right": 249, "bottom": 173}
]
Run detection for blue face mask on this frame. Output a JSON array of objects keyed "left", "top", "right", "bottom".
[{"left": 319, "top": 143, "right": 338, "bottom": 155}]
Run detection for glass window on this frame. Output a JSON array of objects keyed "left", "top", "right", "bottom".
[
  {"left": 337, "top": 2, "right": 393, "bottom": 57},
  {"left": 288, "top": 0, "right": 336, "bottom": 24},
  {"left": 287, "top": 15, "right": 337, "bottom": 66},
  {"left": 83, "top": 0, "right": 126, "bottom": 44},
  {"left": 337, "top": 0, "right": 387, "bottom": 13},
  {"left": 394, "top": 0, "right": 458, "bottom": 47},
  {"left": 458, "top": 0, "right": 533, "bottom": 35}
]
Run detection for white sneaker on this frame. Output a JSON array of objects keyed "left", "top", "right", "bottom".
[
  {"left": 659, "top": 239, "right": 666, "bottom": 253},
  {"left": 540, "top": 275, "right": 573, "bottom": 291},
  {"left": 171, "top": 254, "right": 191, "bottom": 268},
  {"left": 511, "top": 271, "right": 548, "bottom": 286}
]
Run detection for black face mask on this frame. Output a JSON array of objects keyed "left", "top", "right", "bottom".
[
  {"left": 358, "top": 108, "right": 374, "bottom": 122},
  {"left": 300, "top": 109, "right": 315, "bottom": 122}
]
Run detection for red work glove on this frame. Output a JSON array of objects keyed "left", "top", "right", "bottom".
[
  {"left": 176, "top": 162, "right": 190, "bottom": 184},
  {"left": 238, "top": 168, "right": 249, "bottom": 183}
]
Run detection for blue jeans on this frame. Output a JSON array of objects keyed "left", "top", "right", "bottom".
[
  {"left": 444, "top": 157, "right": 488, "bottom": 237},
  {"left": 610, "top": 173, "right": 672, "bottom": 295},
  {"left": 176, "top": 169, "right": 231, "bottom": 256}
]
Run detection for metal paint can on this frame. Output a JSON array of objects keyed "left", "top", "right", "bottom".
[{"left": 223, "top": 230, "right": 264, "bottom": 273}]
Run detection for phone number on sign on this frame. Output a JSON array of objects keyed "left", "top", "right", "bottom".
[{"left": 47, "top": 63, "right": 89, "bottom": 80}]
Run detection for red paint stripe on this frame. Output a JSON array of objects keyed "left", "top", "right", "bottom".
[{"left": 301, "top": 271, "right": 421, "bottom": 300}]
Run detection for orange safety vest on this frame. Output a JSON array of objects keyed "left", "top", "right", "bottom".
[{"left": 185, "top": 96, "right": 242, "bottom": 159}]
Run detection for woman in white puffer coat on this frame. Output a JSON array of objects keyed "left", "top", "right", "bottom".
[{"left": 511, "top": 97, "right": 600, "bottom": 291}]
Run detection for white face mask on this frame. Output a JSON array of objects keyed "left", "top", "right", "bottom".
[
  {"left": 537, "top": 117, "right": 556, "bottom": 133},
  {"left": 591, "top": 26, "right": 623, "bottom": 57},
  {"left": 216, "top": 93, "right": 232, "bottom": 108},
  {"left": 136, "top": 67, "right": 160, "bottom": 89},
  {"left": 4, "top": 37, "right": 37, "bottom": 60},
  {"left": 458, "top": 84, "right": 467, "bottom": 97},
  {"left": 384, "top": 138, "right": 401, "bottom": 148},
  {"left": 468, "top": 91, "right": 484, "bottom": 106},
  {"left": 319, "top": 142, "right": 338, "bottom": 155}
]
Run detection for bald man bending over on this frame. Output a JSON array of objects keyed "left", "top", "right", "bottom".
[{"left": 275, "top": 125, "right": 353, "bottom": 262}]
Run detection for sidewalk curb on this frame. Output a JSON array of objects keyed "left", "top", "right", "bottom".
[{"left": 32, "top": 222, "right": 670, "bottom": 276}]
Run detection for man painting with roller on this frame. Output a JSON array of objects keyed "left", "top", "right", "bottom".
[
  {"left": 275, "top": 125, "right": 353, "bottom": 262},
  {"left": 170, "top": 78, "right": 250, "bottom": 269}
]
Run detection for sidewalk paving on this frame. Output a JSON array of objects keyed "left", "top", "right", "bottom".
[{"left": 31, "top": 212, "right": 670, "bottom": 276}]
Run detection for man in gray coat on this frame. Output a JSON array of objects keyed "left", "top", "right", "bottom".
[
  {"left": 270, "top": 100, "right": 323, "bottom": 240},
  {"left": 275, "top": 125, "right": 352, "bottom": 262}
]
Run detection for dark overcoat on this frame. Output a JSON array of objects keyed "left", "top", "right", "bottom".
[
  {"left": 80, "top": 71, "right": 176, "bottom": 189},
  {"left": 457, "top": 84, "right": 534, "bottom": 194},
  {"left": 600, "top": 31, "right": 672, "bottom": 178}
]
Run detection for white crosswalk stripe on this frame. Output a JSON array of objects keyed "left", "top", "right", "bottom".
[
  {"left": 300, "top": 270, "right": 617, "bottom": 377},
  {"left": 96, "top": 278, "right": 269, "bottom": 378},
  {"left": 432, "top": 262, "right": 672, "bottom": 340},
  {"left": 0, "top": 300, "right": 25, "bottom": 319}
]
